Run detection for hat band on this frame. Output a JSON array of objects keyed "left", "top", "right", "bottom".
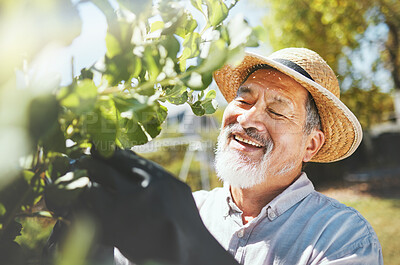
[{"left": 273, "top": 58, "right": 314, "bottom": 81}]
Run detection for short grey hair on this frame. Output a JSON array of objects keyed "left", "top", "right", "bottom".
[{"left": 304, "top": 93, "right": 322, "bottom": 135}]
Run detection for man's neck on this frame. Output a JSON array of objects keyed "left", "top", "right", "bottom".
[{"left": 230, "top": 172, "right": 302, "bottom": 225}]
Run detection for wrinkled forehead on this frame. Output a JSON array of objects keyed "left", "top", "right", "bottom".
[{"left": 239, "top": 67, "right": 310, "bottom": 104}]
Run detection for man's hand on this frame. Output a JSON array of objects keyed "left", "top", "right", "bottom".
[{"left": 76, "top": 148, "right": 238, "bottom": 265}]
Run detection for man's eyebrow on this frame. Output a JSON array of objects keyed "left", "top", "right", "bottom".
[
  {"left": 269, "top": 94, "right": 292, "bottom": 107},
  {"left": 236, "top": 85, "right": 252, "bottom": 96}
]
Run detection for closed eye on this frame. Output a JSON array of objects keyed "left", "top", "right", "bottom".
[
  {"left": 268, "top": 108, "right": 284, "bottom": 117},
  {"left": 235, "top": 98, "right": 252, "bottom": 106}
]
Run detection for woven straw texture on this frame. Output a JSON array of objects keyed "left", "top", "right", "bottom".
[{"left": 213, "top": 48, "right": 362, "bottom": 163}]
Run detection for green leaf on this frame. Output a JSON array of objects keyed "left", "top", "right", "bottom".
[
  {"left": 143, "top": 46, "right": 161, "bottom": 82},
  {"left": 105, "top": 53, "right": 139, "bottom": 86},
  {"left": 160, "top": 35, "right": 180, "bottom": 60},
  {"left": 175, "top": 13, "right": 198, "bottom": 38},
  {"left": 0, "top": 203, "right": 6, "bottom": 216},
  {"left": 28, "top": 95, "right": 59, "bottom": 144},
  {"left": 167, "top": 90, "right": 189, "bottom": 105},
  {"left": 156, "top": 105, "right": 168, "bottom": 124},
  {"left": 141, "top": 104, "right": 168, "bottom": 139},
  {"left": 118, "top": 118, "right": 149, "bottom": 146},
  {"left": 150, "top": 21, "right": 165, "bottom": 32},
  {"left": 86, "top": 103, "right": 117, "bottom": 158},
  {"left": 190, "top": 0, "right": 204, "bottom": 13},
  {"left": 114, "top": 96, "right": 156, "bottom": 124},
  {"left": 205, "top": 89, "right": 216, "bottom": 99},
  {"left": 206, "top": 0, "right": 228, "bottom": 27},
  {"left": 105, "top": 33, "right": 122, "bottom": 58},
  {"left": 202, "top": 98, "right": 218, "bottom": 114},
  {"left": 190, "top": 101, "right": 205, "bottom": 116},
  {"left": 180, "top": 32, "right": 201, "bottom": 61},
  {"left": 60, "top": 80, "right": 97, "bottom": 115},
  {"left": 198, "top": 39, "right": 227, "bottom": 73},
  {"left": 22, "top": 170, "right": 35, "bottom": 184}
]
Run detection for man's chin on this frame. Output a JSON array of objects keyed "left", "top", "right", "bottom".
[{"left": 215, "top": 150, "right": 267, "bottom": 189}]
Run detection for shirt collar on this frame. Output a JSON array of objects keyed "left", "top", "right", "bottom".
[{"left": 222, "top": 172, "right": 314, "bottom": 220}]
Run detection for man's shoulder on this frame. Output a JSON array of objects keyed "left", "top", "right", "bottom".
[
  {"left": 301, "top": 191, "right": 380, "bottom": 248},
  {"left": 192, "top": 187, "right": 225, "bottom": 210}
]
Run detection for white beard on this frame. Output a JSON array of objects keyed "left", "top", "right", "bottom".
[{"left": 214, "top": 124, "right": 274, "bottom": 189}]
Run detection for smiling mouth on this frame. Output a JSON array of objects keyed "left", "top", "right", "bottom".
[{"left": 233, "top": 135, "right": 263, "bottom": 148}]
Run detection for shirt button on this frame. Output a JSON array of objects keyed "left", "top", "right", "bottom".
[
  {"left": 237, "top": 229, "right": 244, "bottom": 238},
  {"left": 268, "top": 210, "right": 276, "bottom": 220}
]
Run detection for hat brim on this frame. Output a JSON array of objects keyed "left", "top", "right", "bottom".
[{"left": 213, "top": 52, "right": 362, "bottom": 163}]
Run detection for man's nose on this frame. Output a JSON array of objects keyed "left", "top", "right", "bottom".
[{"left": 237, "top": 107, "right": 266, "bottom": 132}]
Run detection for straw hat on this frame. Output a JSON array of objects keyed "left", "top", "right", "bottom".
[{"left": 213, "top": 48, "right": 362, "bottom": 163}]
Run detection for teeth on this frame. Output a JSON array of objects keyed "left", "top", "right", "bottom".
[{"left": 234, "top": 135, "right": 262, "bottom": 147}]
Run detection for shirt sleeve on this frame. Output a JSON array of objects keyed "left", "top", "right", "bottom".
[{"left": 317, "top": 237, "right": 383, "bottom": 265}]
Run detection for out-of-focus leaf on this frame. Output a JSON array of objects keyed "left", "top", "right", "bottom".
[
  {"left": 114, "top": 96, "right": 155, "bottom": 124},
  {"left": 175, "top": 13, "right": 198, "bottom": 38},
  {"left": 28, "top": 95, "right": 59, "bottom": 143},
  {"left": 198, "top": 39, "right": 227, "bottom": 73},
  {"left": 150, "top": 21, "right": 165, "bottom": 32},
  {"left": 160, "top": 35, "right": 180, "bottom": 60},
  {"left": 22, "top": 171, "right": 35, "bottom": 184},
  {"left": 143, "top": 46, "right": 161, "bottom": 82},
  {"left": 60, "top": 80, "right": 97, "bottom": 115},
  {"left": 180, "top": 32, "right": 201, "bottom": 61},
  {"left": 85, "top": 103, "right": 117, "bottom": 158},
  {"left": 0, "top": 203, "right": 6, "bottom": 216},
  {"left": 105, "top": 53, "right": 138, "bottom": 86},
  {"left": 206, "top": 0, "right": 228, "bottom": 27},
  {"left": 105, "top": 33, "right": 122, "bottom": 58},
  {"left": 190, "top": 0, "right": 204, "bottom": 13}
]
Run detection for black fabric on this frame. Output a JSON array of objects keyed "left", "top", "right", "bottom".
[
  {"left": 43, "top": 149, "right": 239, "bottom": 265},
  {"left": 273, "top": 58, "right": 314, "bottom": 81}
]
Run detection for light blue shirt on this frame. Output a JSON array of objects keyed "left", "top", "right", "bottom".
[{"left": 193, "top": 173, "right": 383, "bottom": 265}]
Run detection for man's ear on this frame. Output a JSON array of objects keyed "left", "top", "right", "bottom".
[{"left": 303, "top": 130, "right": 325, "bottom": 162}]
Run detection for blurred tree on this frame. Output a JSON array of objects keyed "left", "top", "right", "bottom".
[{"left": 260, "top": 0, "right": 399, "bottom": 128}]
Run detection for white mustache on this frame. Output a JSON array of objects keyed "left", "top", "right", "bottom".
[{"left": 222, "top": 123, "right": 274, "bottom": 154}]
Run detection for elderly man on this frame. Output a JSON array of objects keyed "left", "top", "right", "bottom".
[
  {"left": 44, "top": 48, "right": 383, "bottom": 265},
  {"left": 193, "top": 48, "right": 383, "bottom": 264}
]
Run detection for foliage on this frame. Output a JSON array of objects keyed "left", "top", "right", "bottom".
[
  {"left": 0, "top": 0, "right": 258, "bottom": 262},
  {"left": 260, "top": 0, "right": 400, "bottom": 127},
  {"left": 341, "top": 86, "right": 394, "bottom": 129}
]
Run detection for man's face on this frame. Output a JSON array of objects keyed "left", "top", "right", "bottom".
[{"left": 215, "top": 68, "right": 312, "bottom": 189}]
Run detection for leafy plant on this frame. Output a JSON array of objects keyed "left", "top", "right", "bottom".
[{"left": 0, "top": 0, "right": 258, "bottom": 262}]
